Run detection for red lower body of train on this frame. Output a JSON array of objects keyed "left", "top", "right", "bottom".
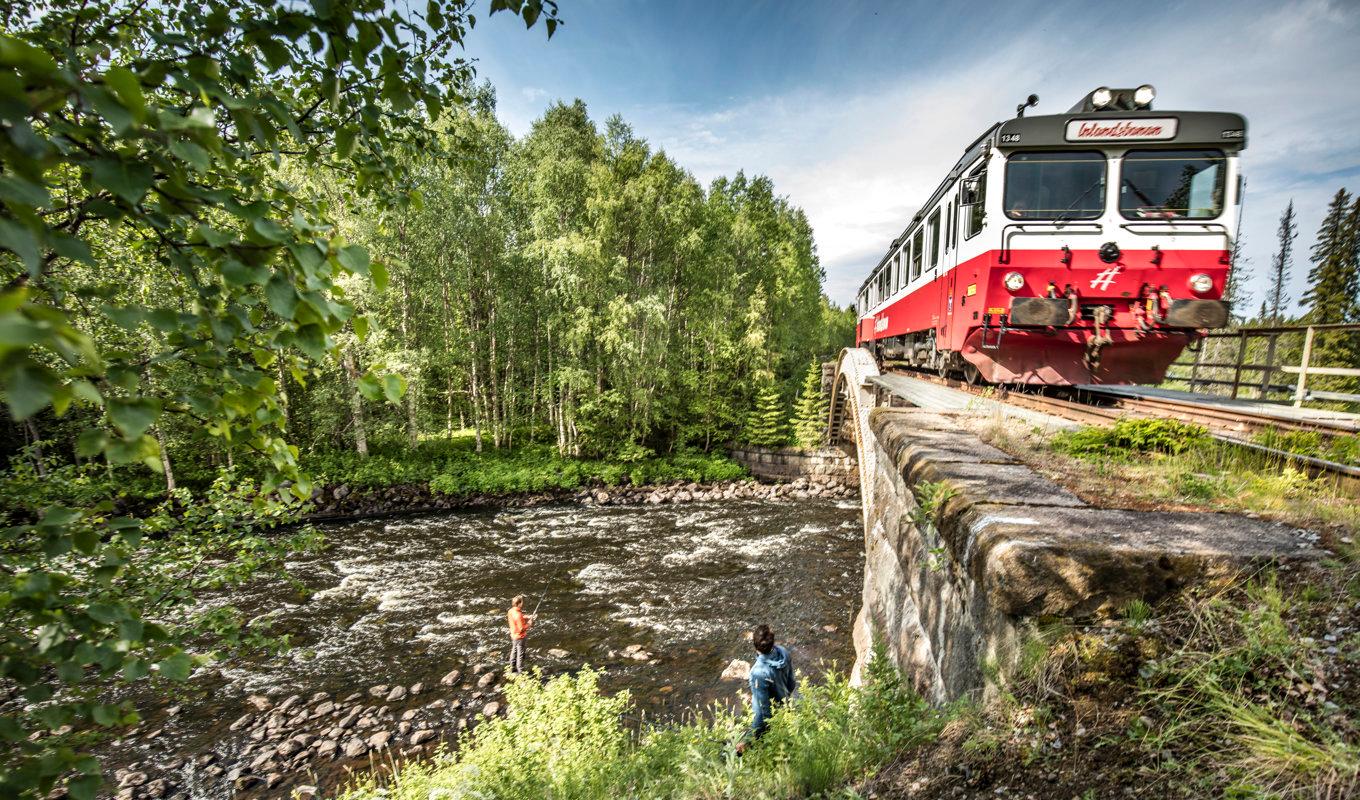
[{"left": 856, "top": 246, "right": 1230, "bottom": 385}]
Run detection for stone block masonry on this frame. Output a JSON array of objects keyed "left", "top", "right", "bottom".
[
  {"left": 851, "top": 407, "right": 1326, "bottom": 705},
  {"left": 728, "top": 445, "right": 859, "bottom": 486}
]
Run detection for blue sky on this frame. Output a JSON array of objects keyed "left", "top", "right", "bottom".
[{"left": 465, "top": 0, "right": 1360, "bottom": 310}]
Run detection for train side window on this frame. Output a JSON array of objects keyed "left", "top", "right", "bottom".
[
  {"left": 910, "top": 229, "right": 923, "bottom": 281},
  {"left": 894, "top": 252, "right": 903, "bottom": 291},
  {"left": 951, "top": 196, "right": 961, "bottom": 248},
  {"left": 944, "top": 202, "right": 952, "bottom": 253},
  {"left": 928, "top": 209, "right": 941, "bottom": 268},
  {"left": 962, "top": 170, "right": 986, "bottom": 239}
]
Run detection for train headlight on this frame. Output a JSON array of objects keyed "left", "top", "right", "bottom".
[
  {"left": 1003, "top": 272, "right": 1025, "bottom": 291},
  {"left": 1189, "top": 273, "right": 1213, "bottom": 293},
  {"left": 1134, "top": 84, "right": 1156, "bottom": 108},
  {"left": 1091, "top": 87, "right": 1113, "bottom": 109}
]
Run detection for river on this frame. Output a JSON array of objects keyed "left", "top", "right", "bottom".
[{"left": 100, "top": 495, "right": 864, "bottom": 799}]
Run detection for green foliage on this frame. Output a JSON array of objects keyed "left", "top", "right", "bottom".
[
  {"left": 0, "top": 1, "right": 559, "bottom": 797},
  {"left": 908, "top": 480, "right": 957, "bottom": 529},
  {"left": 0, "top": 450, "right": 319, "bottom": 799},
  {"left": 792, "top": 359, "right": 829, "bottom": 449},
  {"left": 337, "top": 646, "right": 941, "bottom": 800},
  {"left": 1053, "top": 418, "right": 1212, "bottom": 458},
  {"left": 745, "top": 384, "right": 790, "bottom": 448},
  {"left": 1254, "top": 429, "right": 1360, "bottom": 467}
]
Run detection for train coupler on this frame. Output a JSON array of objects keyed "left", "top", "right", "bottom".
[
  {"left": 980, "top": 313, "right": 1008, "bottom": 350},
  {"left": 1083, "top": 306, "right": 1113, "bottom": 371}
]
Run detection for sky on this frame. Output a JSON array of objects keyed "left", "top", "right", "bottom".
[{"left": 463, "top": 0, "right": 1360, "bottom": 310}]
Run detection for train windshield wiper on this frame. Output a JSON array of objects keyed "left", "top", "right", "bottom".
[{"left": 1051, "top": 178, "right": 1103, "bottom": 228}]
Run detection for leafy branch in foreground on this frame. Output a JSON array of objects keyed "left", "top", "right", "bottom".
[{"left": 0, "top": 1, "right": 559, "bottom": 797}]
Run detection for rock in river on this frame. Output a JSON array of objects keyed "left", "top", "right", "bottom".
[
  {"left": 440, "top": 668, "right": 462, "bottom": 686},
  {"left": 721, "top": 659, "right": 751, "bottom": 681}
]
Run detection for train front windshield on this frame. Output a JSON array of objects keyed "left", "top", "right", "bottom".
[
  {"left": 1003, "top": 151, "right": 1106, "bottom": 220},
  {"left": 1119, "top": 149, "right": 1226, "bottom": 219}
]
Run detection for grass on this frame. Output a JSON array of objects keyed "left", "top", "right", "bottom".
[
  {"left": 334, "top": 645, "right": 942, "bottom": 800},
  {"left": 1138, "top": 576, "right": 1360, "bottom": 798}
]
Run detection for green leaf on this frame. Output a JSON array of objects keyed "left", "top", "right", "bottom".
[
  {"left": 107, "top": 397, "right": 160, "bottom": 439},
  {"left": 170, "top": 139, "right": 211, "bottom": 171},
  {"left": 87, "top": 603, "right": 120, "bottom": 624},
  {"left": 74, "top": 427, "right": 106, "bottom": 459},
  {"left": 252, "top": 216, "right": 288, "bottom": 243},
  {"left": 91, "top": 158, "right": 154, "bottom": 204},
  {"left": 68, "top": 774, "right": 102, "bottom": 800},
  {"left": 335, "top": 125, "right": 357, "bottom": 159},
  {"left": 156, "top": 651, "right": 193, "bottom": 681},
  {"left": 353, "top": 315, "right": 369, "bottom": 341},
  {"left": 0, "top": 217, "right": 41, "bottom": 273},
  {"left": 50, "top": 233, "right": 94, "bottom": 265},
  {"left": 72, "top": 526, "right": 99, "bottom": 555},
  {"left": 265, "top": 274, "right": 298, "bottom": 318},
  {"left": 91, "top": 704, "right": 121, "bottom": 726},
  {"left": 0, "top": 174, "right": 50, "bottom": 207},
  {"left": 3, "top": 361, "right": 58, "bottom": 419},
  {"left": 383, "top": 372, "right": 406, "bottom": 404},
  {"left": 370, "top": 258, "right": 389, "bottom": 291},
  {"left": 294, "top": 324, "right": 327, "bottom": 359},
  {"left": 104, "top": 66, "right": 146, "bottom": 120},
  {"left": 337, "top": 244, "right": 370, "bottom": 274},
  {"left": 357, "top": 372, "right": 382, "bottom": 401}
]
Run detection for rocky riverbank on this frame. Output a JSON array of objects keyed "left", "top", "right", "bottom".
[
  {"left": 305, "top": 474, "right": 855, "bottom": 520},
  {"left": 107, "top": 662, "right": 509, "bottom": 800}
]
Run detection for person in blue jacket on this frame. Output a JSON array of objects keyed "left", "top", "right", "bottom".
[{"left": 736, "top": 623, "right": 796, "bottom": 754}]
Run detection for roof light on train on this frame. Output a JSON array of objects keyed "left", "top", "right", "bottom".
[
  {"left": 1091, "top": 87, "right": 1114, "bottom": 109},
  {"left": 1134, "top": 84, "right": 1156, "bottom": 108},
  {"left": 1003, "top": 272, "right": 1026, "bottom": 292},
  {"left": 1189, "top": 273, "right": 1214, "bottom": 293}
]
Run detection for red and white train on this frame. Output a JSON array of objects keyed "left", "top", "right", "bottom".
[{"left": 855, "top": 85, "right": 1245, "bottom": 385}]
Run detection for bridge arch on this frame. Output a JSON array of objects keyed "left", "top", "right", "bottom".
[{"left": 826, "top": 347, "right": 881, "bottom": 526}]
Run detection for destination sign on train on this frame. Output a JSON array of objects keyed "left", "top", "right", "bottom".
[{"left": 1064, "top": 117, "right": 1179, "bottom": 142}]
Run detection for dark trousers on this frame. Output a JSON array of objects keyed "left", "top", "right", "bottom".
[{"left": 509, "top": 637, "right": 526, "bottom": 673}]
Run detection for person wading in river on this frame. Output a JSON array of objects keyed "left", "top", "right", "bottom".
[
  {"left": 736, "top": 623, "right": 796, "bottom": 754},
  {"left": 506, "top": 595, "right": 534, "bottom": 674}
]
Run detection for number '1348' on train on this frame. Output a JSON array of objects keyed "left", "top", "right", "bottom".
[{"left": 855, "top": 85, "right": 1245, "bottom": 385}]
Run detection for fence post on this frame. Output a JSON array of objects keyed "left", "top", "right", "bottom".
[
  {"left": 1189, "top": 337, "right": 1205, "bottom": 392},
  {"left": 1293, "top": 326, "right": 1316, "bottom": 407},
  {"left": 1259, "top": 333, "right": 1279, "bottom": 399},
  {"left": 1230, "top": 332, "right": 1248, "bottom": 399}
]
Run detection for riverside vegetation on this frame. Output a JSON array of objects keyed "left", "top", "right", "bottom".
[{"left": 336, "top": 647, "right": 943, "bottom": 800}]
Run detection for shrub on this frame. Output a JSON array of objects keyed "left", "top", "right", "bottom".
[
  {"left": 1053, "top": 417, "right": 1211, "bottom": 458},
  {"left": 337, "top": 645, "right": 940, "bottom": 800}
]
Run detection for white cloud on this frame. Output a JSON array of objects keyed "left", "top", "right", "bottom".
[{"left": 610, "top": 0, "right": 1360, "bottom": 308}]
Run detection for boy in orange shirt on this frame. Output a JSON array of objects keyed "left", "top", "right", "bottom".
[{"left": 507, "top": 595, "right": 534, "bottom": 674}]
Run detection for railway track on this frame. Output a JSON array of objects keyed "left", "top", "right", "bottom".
[
  {"left": 883, "top": 366, "right": 1360, "bottom": 490},
  {"left": 893, "top": 368, "right": 1358, "bottom": 438}
]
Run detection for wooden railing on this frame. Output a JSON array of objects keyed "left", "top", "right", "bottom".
[{"left": 1169, "top": 323, "right": 1360, "bottom": 406}]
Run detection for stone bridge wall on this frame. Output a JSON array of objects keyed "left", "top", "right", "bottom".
[
  {"left": 842, "top": 377, "right": 1322, "bottom": 704},
  {"left": 728, "top": 445, "right": 858, "bottom": 485}
]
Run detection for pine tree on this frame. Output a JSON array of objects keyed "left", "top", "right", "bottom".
[
  {"left": 1222, "top": 231, "right": 1252, "bottom": 316},
  {"left": 745, "top": 384, "right": 790, "bottom": 447},
  {"left": 1300, "top": 189, "right": 1360, "bottom": 397},
  {"left": 1302, "top": 189, "right": 1358, "bottom": 325},
  {"left": 1266, "top": 201, "right": 1298, "bottom": 323},
  {"left": 792, "top": 359, "right": 829, "bottom": 448}
]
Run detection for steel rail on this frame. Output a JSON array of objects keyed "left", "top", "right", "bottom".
[{"left": 884, "top": 366, "right": 1359, "bottom": 491}]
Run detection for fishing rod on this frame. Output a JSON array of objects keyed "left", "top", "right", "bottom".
[{"left": 529, "top": 563, "right": 566, "bottom": 623}]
